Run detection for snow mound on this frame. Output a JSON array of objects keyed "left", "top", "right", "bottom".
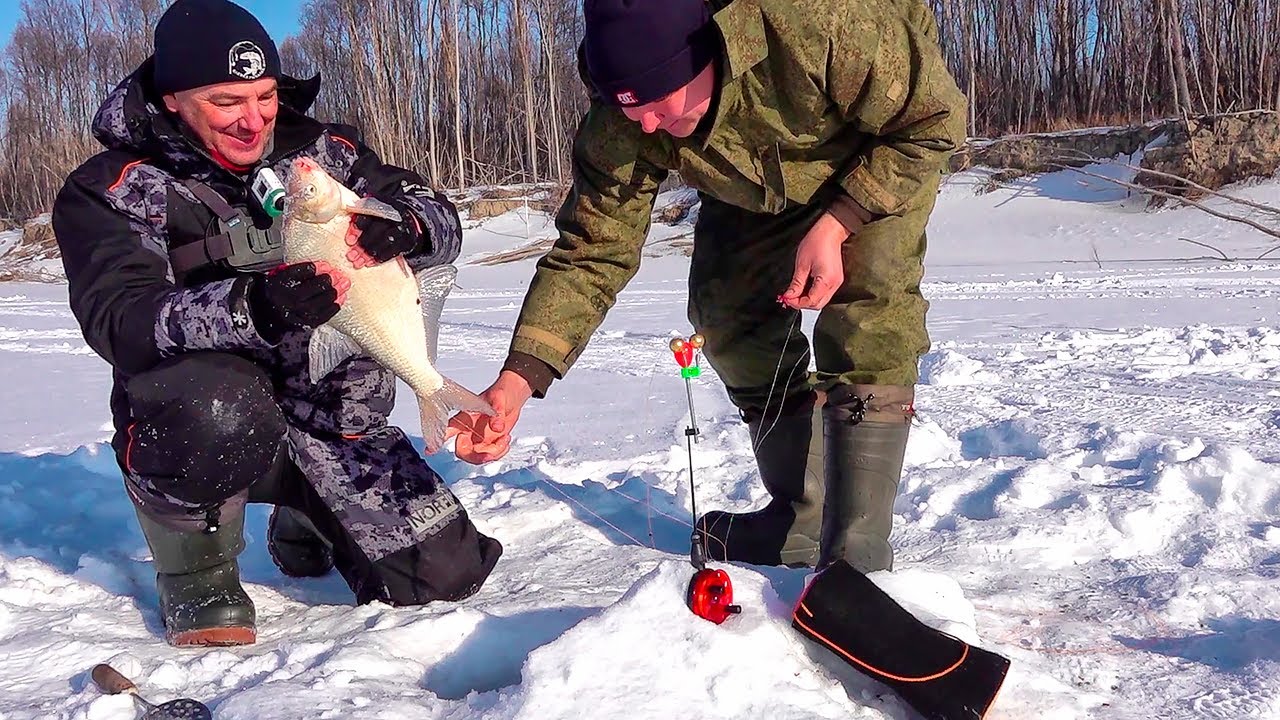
[
  {"left": 905, "top": 415, "right": 964, "bottom": 467},
  {"left": 959, "top": 419, "right": 1049, "bottom": 461},
  {"left": 919, "top": 349, "right": 1001, "bottom": 386},
  {"left": 490, "top": 560, "right": 988, "bottom": 720},
  {"left": 488, "top": 560, "right": 858, "bottom": 719},
  {"left": 1030, "top": 325, "right": 1280, "bottom": 382}
]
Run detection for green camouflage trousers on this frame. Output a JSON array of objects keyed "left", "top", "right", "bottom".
[{"left": 687, "top": 178, "right": 939, "bottom": 414}]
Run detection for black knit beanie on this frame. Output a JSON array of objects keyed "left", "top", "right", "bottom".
[
  {"left": 153, "top": 0, "right": 281, "bottom": 95},
  {"left": 583, "top": 0, "right": 718, "bottom": 107}
]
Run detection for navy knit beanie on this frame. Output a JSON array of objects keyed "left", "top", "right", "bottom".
[
  {"left": 583, "top": 0, "right": 718, "bottom": 107},
  {"left": 153, "top": 0, "right": 281, "bottom": 95}
]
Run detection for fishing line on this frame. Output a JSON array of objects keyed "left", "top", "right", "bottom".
[{"left": 705, "top": 309, "right": 808, "bottom": 549}]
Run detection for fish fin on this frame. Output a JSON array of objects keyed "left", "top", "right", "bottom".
[
  {"left": 418, "top": 376, "right": 496, "bottom": 454},
  {"left": 308, "top": 325, "right": 364, "bottom": 384},
  {"left": 415, "top": 264, "right": 458, "bottom": 365},
  {"left": 346, "top": 196, "right": 403, "bottom": 222}
]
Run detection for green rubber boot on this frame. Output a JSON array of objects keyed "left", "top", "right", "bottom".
[
  {"left": 135, "top": 506, "right": 256, "bottom": 647},
  {"left": 267, "top": 506, "right": 334, "bottom": 578},
  {"left": 818, "top": 384, "right": 914, "bottom": 573}
]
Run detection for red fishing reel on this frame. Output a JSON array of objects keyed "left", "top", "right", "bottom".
[{"left": 687, "top": 568, "right": 742, "bottom": 624}]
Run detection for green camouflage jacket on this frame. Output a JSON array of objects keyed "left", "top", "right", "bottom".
[{"left": 508, "top": 0, "right": 967, "bottom": 390}]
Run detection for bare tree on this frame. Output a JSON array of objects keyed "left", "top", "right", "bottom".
[
  {"left": 0, "top": 0, "right": 162, "bottom": 220},
  {"left": 4, "top": 0, "right": 1280, "bottom": 221}
]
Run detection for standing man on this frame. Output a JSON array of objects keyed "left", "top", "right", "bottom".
[
  {"left": 453, "top": 0, "right": 966, "bottom": 577},
  {"left": 54, "top": 0, "right": 500, "bottom": 647}
]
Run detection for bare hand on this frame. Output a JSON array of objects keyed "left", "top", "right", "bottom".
[
  {"left": 344, "top": 222, "right": 380, "bottom": 270},
  {"left": 778, "top": 211, "right": 849, "bottom": 310},
  {"left": 446, "top": 370, "right": 533, "bottom": 464}
]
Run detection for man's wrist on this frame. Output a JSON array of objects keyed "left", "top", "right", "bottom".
[
  {"left": 501, "top": 352, "right": 554, "bottom": 399},
  {"left": 242, "top": 274, "right": 286, "bottom": 345}
]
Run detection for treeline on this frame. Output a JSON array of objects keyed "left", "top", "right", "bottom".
[
  {"left": 1, "top": 0, "right": 167, "bottom": 221},
  {"left": 932, "top": 0, "right": 1280, "bottom": 135},
  {"left": 279, "top": 0, "right": 585, "bottom": 192},
  {"left": 1, "top": 0, "right": 1278, "bottom": 221}
]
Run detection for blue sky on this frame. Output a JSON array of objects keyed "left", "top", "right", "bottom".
[{"left": 0, "top": 1, "right": 305, "bottom": 51}]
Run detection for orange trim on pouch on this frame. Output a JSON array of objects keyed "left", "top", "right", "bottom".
[{"left": 791, "top": 609, "right": 970, "bottom": 684}]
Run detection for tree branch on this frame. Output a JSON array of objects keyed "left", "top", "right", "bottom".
[
  {"left": 1052, "top": 147, "right": 1280, "bottom": 219},
  {"left": 1177, "top": 237, "right": 1232, "bottom": 260}
]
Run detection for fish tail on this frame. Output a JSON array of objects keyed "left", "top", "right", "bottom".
[{"left": 419, "top": 376, "right": 497, "bottom": 454}]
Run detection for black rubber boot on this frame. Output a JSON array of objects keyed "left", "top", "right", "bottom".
[
  {"left": 135, "top": 506, "right": 256, "bottom": 647},
  {"left": 696, "top": 393, "right": 824, "bottom": 567},
  {"left": 267, "top": 505, "right": 335, "bottom": 578},
  {"left": 818, "top": 384, "right": 914, "bottom": 573}
]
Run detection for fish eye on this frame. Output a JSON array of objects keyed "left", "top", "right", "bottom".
[{"left": 303, "top": 185, "right": 317, "bottom": 199}]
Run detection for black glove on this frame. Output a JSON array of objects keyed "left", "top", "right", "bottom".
[
  {"left": 246, "top": 262, "right": 341, "bottom": 344},
  {"left": 353, "top": 193, "right": 425, "bottom": 263}
]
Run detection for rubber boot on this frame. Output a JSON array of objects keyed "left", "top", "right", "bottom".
[
  {"left": 818, "top": 384, "right": 914, "bottom": 573},
  {"left": 267, "top": 505, "right": 335, "bottom": 578},
  {"left": 135, "top": 506, "right": 256, "bottom": 647},
  {"left": 696, "top": 393, "right": 824, "bottom": 567}
]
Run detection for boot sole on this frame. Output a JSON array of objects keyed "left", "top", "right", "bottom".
[
  {"left": 267, "top": 545, "right": 334, "bottom": 578},
  {"left": 168, "top": 626, "right": 257, "bottom": 647}
]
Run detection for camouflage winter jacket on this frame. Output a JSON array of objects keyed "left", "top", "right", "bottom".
[
  {"left": 53, "top": 59, "right": 463, "bottom": 432},
  {"left": 507, "top": 0, "right": 967, "bottom": 393}
]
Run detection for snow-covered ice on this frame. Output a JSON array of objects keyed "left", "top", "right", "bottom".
[{"left": 2, "top": 165, "right": 1280, "bottom": 718}]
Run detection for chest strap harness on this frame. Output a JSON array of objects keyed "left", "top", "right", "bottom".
[{"left": 168, "top": 178, "right": 285, "bottom": 275}]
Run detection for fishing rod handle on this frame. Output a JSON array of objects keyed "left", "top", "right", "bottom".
[{"left": 91, "top": 664, "right": 138, "bottom": 695}]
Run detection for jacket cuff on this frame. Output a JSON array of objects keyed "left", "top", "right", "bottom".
[
  {"left": 510, "top": 324, "right": 577, "bottom": 376},
  {"left": 396, "top": 187, "right": 462, "bottom": 269},
  {"left": 827, "top": 193, "right": 875, "bottom": 236},
  {"left": 840, "top": 160, "right": 908, "bottom": 217},
  {"left": 502, "top": 351, "right": 556, "bottom": 399}
]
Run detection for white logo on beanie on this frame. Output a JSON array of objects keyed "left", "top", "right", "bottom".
[
  {"left": 228, "top": 40, "right": 266, "bottom": 80},
  {"left": 616, "top": 90, "right": 638, "bottom": 105}
]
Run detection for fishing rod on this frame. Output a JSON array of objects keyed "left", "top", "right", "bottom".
[{"left": 668, "top": 334, "right": 740, "bottom": 625}]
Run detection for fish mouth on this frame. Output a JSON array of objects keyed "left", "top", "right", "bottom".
[{"left": 284, "top": 157, "right": 317, "bottom": 202}]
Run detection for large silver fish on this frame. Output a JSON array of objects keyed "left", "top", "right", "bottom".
[{"left": 282, "top": 156, "right": 493, "bottom": 452}]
